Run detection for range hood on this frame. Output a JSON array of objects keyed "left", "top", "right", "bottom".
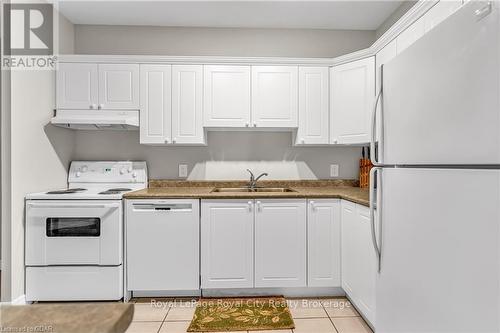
[{"left": 51, "top": 110, "right": 139, "bottom": 130}]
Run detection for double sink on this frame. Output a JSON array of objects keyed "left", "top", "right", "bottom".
[{"left": 211, "top": 187, "right": 296, "bottom": 193}]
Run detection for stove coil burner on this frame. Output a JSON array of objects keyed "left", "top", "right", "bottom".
[
  {"left": 46, "top": 188, "right": 87, "bottom": 195},
  {"left": 98, "top": 188, "right": 132, "bottom": 195}
]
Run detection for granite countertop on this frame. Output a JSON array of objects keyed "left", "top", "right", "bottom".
[
  {"left": 124, "top": 180, "right": 370, "bottom": 207},
  {"left": 0, "top": 303, "right": 134, "bottom": 333}
]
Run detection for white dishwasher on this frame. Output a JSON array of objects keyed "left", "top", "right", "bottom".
[{"left": 126, "top": 199, "right": 200, "bottom": 292}]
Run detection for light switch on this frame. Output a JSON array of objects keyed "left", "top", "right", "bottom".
[
  {"left": 330, "top": 164, "right": 339, "bottom": 178},
  {"left": 178, "top": 164, "right": 188, "bottom": 178}
]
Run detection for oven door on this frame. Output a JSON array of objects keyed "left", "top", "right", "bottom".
[{"left": 25, "top": 200, "right": 122, "bottom": 266}]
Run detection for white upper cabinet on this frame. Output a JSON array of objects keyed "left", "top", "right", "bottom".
[
  {"left": 57, "top": 63, "right": 98, "bottom": 110},
  {"left": 98, "top": 64, "right": 140, "bottom": 110},
  {"left": 251, "top": 66, "right": 298, "bottom": 128},
  {"left": 203, "top": 65, "right": 251, "bottom": 127},
  {"left": 171, "top": 65, "right": 205, "bottom": 145},
  {"left": 140, "top": 65, "right": 172, "bottom": 145},
  {"left": 201, "top": 200, "right": 254, "bottom": 289},
  {"left": 254, "top": 199, "right": 306, "bottom": 288},
  {"left": 296, "top": 67, "right": 329, "bottom": 145},
  {"left": 330, "top": 57, "right": 375, "bottom": 145},
  {"left": 307, "top": 199, "right": 341, "bottom": 287}
]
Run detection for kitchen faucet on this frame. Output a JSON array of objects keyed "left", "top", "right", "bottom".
[{"left": 246, "top": 169, "right": 269, "bottom": 189}]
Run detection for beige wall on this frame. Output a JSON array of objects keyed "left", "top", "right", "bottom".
[
  {"left": 75, "top": 25, "right": 375, "bottom": 58},
  {"left": 376, "top": 1, "right": 417, "bottom": 39}
]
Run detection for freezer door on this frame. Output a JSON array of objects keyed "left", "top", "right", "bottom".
[
  {"left": 381, "top": 1, "right": 500, "bottom": 165},
  {"left": 376, "top": 168, "right": 500, "bottom": 332}
]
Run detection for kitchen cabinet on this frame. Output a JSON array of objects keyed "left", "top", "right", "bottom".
[
  {"left": 98, "top": 64, "right": 140, "bottom": 110},
  {"left": 254, "top": 199, "right": 306, "bottom": 287},
  {"left": 307, "top": 199, "right": 341, "bottom": 287},
  {"left": 341, "top": 200, "right": 376, "bottom": 325},
  {"left": 57, "top": 63, "right": 98, "bottom": 110},
  {"left": 251, "top": 66, "right": 298, "bottom": 128},
  {"left": 330, "top": 57, "right": 375, "bottom": 144},
  {"left": 296, "top": 67, "right": 329, "bottom": 145},
  {"left": 126, "top": 200, "right": 199, "bottom": 291},
  {"left": 203, "top": 65, "right": 251, "bottom": 127},
  {"left": 201, "top": 200, "right": 254, "bottom": 289},
  {"left": 171, "top": 65, "right": 205, "bottom": 144},
  {"left": 140, "top": 65, "right": 172, "bottom": 144},
  {"left": 57, "top": 63, "right": 139, "bottom": 110}
]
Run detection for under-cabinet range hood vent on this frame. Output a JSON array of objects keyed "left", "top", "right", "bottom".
[{"left": 51, "top": 110, "right": 139, "bottom": 130}]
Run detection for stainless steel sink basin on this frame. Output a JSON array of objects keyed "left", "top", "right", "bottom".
[{"left": 211, "top": 187, "right": 297, "bottom": 193}]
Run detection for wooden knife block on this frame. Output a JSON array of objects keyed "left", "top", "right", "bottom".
[{"left": 359, "top": 159, "right": 373, "bottom": 188}]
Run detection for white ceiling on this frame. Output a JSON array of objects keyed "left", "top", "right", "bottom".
[{"left": 57, "top": 1, "right": 404, "bottom": 30}]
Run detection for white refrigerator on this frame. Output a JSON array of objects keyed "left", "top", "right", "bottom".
[{"left": 371, "top": 1, "right": 500, "bottom": 332}]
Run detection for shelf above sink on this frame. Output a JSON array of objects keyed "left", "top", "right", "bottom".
[{"left": 211, "top": 187, "right": 297, "bottom": 193}]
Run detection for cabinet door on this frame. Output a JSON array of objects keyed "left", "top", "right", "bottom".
[
  {"left": 201, "top": 200, "right": 254, "bottom": 289},
  {"left": 375, "top": 40, "right": 397, "bottom": 143},
  {"left": 204, "top": 65, "right": 251, "bottom": 127},
  {"left": 396, "top": 16, "right": 425, "bottom": 54},
  {"left": 341, "top": 200, "right": 357, "bottom": 297},
  {"left": 354, "top": 204, "right": 376, "bottom": 325},
  {"left": 251, "top": 66, "right": 298, "bottom": 128},
  {"left": 255, "top": 199, "right": 306, "bottom": 287},
  {"left": 171, "top": 65, "right": 205, "bottom": 145},
  {"left": 330, "top": 57, "right": 375, "bottom": 144},
  {"left": 140, "top": 65, "right": 172, "bottom": 145},
  {"left": 126, "top": 200, "right": 199, "bottom": 291},
  {"left": 98, "top": 64, "right": 139, "bottom": 109},
  {"left": 423, "top": 0, "right": 462, "bottom": 33},
  {"left": 307, "top": 199, "right": 341, "bottom": 287},
  {"left": 296, "top": 67, "right": 329, "bottom": 145},
  {"left": 56, "top": 63, "right": 98, "bottom": 109}
]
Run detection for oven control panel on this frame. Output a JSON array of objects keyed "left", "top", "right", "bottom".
[{"left": 68, "top": 161, "right": 148, "bottom": 183}]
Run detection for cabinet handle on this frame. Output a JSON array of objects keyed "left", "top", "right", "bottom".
[
  {"left": 165, "top": 138, "right": 169, "bottom": 144},
  {"left": 172, "top": 138, "right": 177, "bottom": 144},
  {"left": 98, "top": 104, "right": 104, "bottom": 110},
  {"left": 256, "top": 201, "right": 262, "bottom": 211},
  {"left": 333, "top": 139, "right": 338, "bottom": 144},
  {"left": 253, "top": 123, "right": 257, "bottom": 127},
  {"left": 310, "top": 200, "right": 315, "bottom": 210},
  {"left": 248, "top": 201, "right": 253, "bottom": 212},
  {"left": 301, "top": 138, "right": 305, "bottom": 144},
  {"left": 245, "top": 123, "right": 249, "bottom": 127},
  {"left": 90, "top": 104, "right": 96, "bottom": 109}
]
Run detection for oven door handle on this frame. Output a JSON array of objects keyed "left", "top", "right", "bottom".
[{"left": 27, "top": 203, "right": 120, "bottom": 209}]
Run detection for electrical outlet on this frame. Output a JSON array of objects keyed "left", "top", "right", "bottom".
[
  {"left": 330, "top": 164, "right": 339, "bottom": 178},
  {"left": 178, "top": 164, "right": 188, "bottom": 178}
]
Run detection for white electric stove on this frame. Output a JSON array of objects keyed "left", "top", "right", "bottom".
[{"left": 25, "top": 161, "right": 147, "bottom": 302}]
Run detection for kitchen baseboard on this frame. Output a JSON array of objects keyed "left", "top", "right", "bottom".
[
  {"left": 132, "top": 290, "right": 201, "bottom": 298},
  {"left": 202, "top": 287, "right": 345, "bottom": 298},
  {"left": 11, "top": 294, "right": 27, "bottom": 305}
]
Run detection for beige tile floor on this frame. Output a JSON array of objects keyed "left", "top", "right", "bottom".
[{"left": 126, "top": 297, "right": 373, "bottom": 333}]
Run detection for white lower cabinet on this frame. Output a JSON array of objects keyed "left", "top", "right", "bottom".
[
  {"left": 126, "top": 200, "right": 199, "bottom": 291},
  {"left": 307, "top": 199, "right": 341, "bottom": 287},
  {"left": 341, "top": 200, "right": 376, "bottom": 325},
  {"left": 255, "top": 199, "right": 306, "bottom": 288},
  {"left": 201, "top": 200, "right": 254, "bottom": 289}
]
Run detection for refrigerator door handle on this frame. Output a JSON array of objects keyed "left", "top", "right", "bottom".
[
  {"left": 369, "top": 167, "right": 382, "bottom": 272},
  {"left": 370, "top": 66, "right": 383, "bottom": 167}
]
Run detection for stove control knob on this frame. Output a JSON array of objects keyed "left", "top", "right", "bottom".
[
  {"left": 132, "top": 171, "right": 137, "bottom": 178},
  {"left": 76, "top": 171, "right": 81, "bottom": 177},
  {"left": 81, "top": 165, "right": 88, "bottom": 172},
  {"left": 120, "top": 168, "right": 126, "bottom": 175}
]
